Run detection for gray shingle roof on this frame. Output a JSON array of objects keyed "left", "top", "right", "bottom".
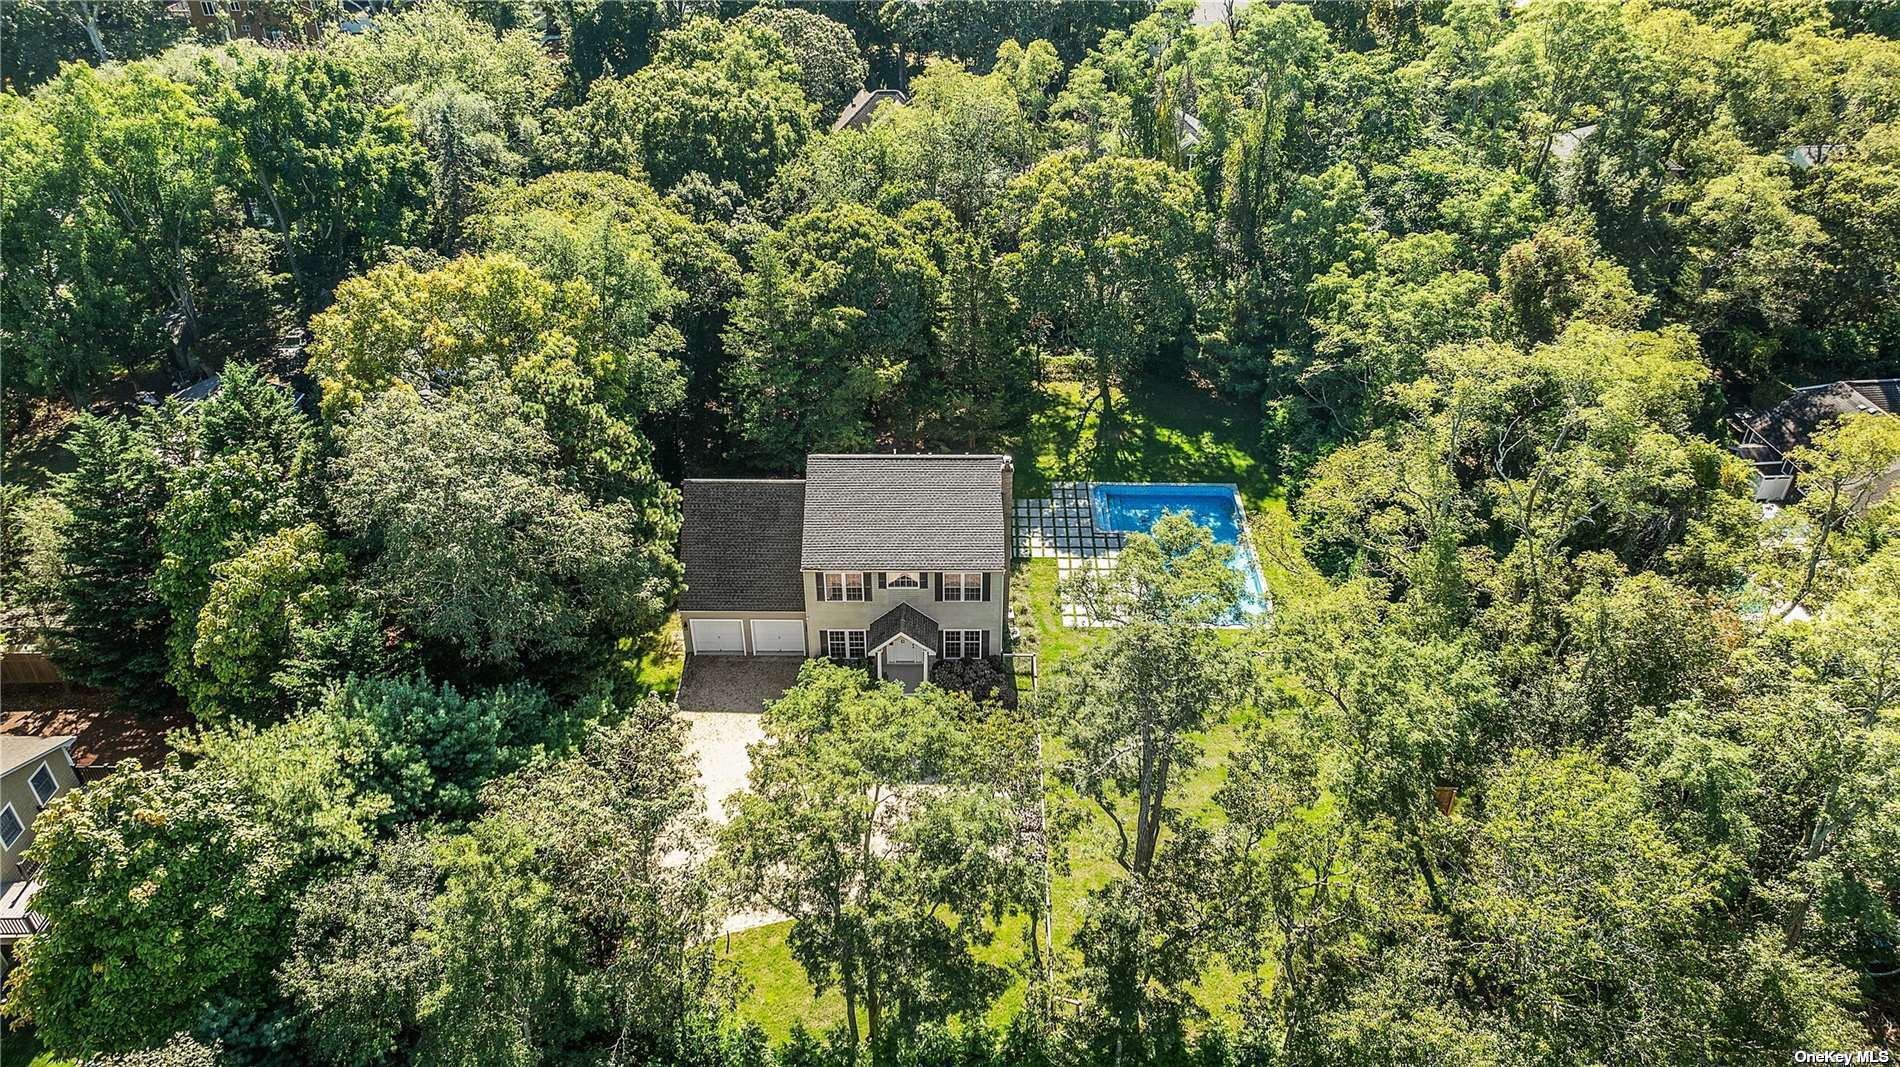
[
  {"left": 867, "top": 603, "right": 940, "bottom": 655},
  {"left": 1744, "top": 379, "right": 1900, "bottom": 457},
  {"left": 679, "top": 480, "right": 807, "bottom": 612},
  {"left": 0, "top": 735, "right": 74, "bottom": 778},
  {"left": 800, "top": 454, "right": 1011, "bottom": 571}
]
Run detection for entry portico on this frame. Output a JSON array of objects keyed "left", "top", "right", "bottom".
[{"left": 867, "top": 603, "right": 939, "bottom": 686}]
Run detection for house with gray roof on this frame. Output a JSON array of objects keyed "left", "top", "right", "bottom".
[
  {"left": 0, "top": 733, "right": 80, "bottom": 945},
  {"left": 831, "top": 88, "right": 909, "bottom": 133},
  {"left": 1731, "top": 379, "right": 1900, "bottom": 503},
  {"left": 678, "top": 454, "right": 1013, "bottom": 690}
]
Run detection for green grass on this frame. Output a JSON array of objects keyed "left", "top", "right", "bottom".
[
  {"left": 624, "top": 612, "right": 685, "bottom": 697},
  {"left": 722, "top": 921, "right": 846, "bottom": 1040},
  {"left": 1009, "top": 374, "right": 1276, "bottom": 507}
]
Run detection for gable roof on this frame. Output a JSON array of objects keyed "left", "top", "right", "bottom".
[
  {"left": 868, "top": 603, "right": 940, "bottom": 656},
  {"left": 801, "top": 454, "right": 1011, "bottom": 572},
  {"left": 1742, "top": 380, "right": 1900, "bottom": 458},
  {"left": 0, "top": 735, "right": 74, "bottom": 778},
  {"left": 832, "top": 88, "right": 909, "bottom": 133},
  {"left": 679, "top": 480, "right": 807, "bottom": 612}
]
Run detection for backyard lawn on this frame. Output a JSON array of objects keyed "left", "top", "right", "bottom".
[{"left": 722, "top": 375, "right": 1302, "bottom": 1040}]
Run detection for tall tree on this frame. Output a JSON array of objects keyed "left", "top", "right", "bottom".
[
  {"left": 541, "top": 17, "right": 814, "bottom": 197},
  {"left": 740, "top": 6, "right": 867, "bottom": 112},
  {"left": 1763, "top": 412, "right": 1900, "bottom": 619},
  {"left": 328, "top": 386, "right": 680, "bottom": 680},
  {"left": 1004, "top": 151, "right": 1202, "bottom": 449},
  {"left": 419, "top": 706, "right": 721, "bottom": 1066},
  {"left": 2, "top": 715, "right": 383, "bottom": 1057},
  {"left": 721, "top": 662, "right": 1041, "bottom": 1051},
  {"left": 726, "top": 204, "right": 941, "bottom": 460},
  {"left": 7, "top": 63, "right": 241, "bottom": 386},
  {"left": 47, "top": 414, "right": 174, "bottom": 707},
  {"left": 202, "top": 50, "right": 429, "bottom": 301}
]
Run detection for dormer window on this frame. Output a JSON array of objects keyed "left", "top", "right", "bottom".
[{"left": 887, "top": 571, "right": 922, "bottom": 589}]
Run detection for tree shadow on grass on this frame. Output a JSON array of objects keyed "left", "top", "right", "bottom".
[{"left": 1011, "top": 372, "right": 1276, "bottom": 506}]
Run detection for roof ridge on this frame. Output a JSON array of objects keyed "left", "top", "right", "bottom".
[{"left": 682, "top": 477, "right": 807, "bottom": 484}]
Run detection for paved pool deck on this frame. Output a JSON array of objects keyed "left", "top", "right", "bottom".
[{"left": 1012, "top": 482, "right": 1125, "bottom": 628}]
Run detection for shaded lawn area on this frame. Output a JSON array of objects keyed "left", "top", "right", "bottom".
[
  {"left": 722, "top": 709, "right": 1262, "bottom": 1043},
  {"left": 622, "top": 612, "right": 685, "bottom": 698},
  {"left": 1010, "top": 375, "right": 1273, "bottom": 506}
]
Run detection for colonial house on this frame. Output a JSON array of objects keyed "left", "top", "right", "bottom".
[
  {"left": 678, "top": 454, "right": 1012, "bottom": 689},
  {"left": 1730, "top": 379, "right": 1900, "bottom": 504},
  {"left": 0, "top": 734, "right": 81, "bottom": 947}
]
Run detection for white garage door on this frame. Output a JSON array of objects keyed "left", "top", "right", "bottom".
[
  {"left": 689, "top": 619, "right": 745, "bottom": 655},
  {"left": 750, "top": 620, "right": 807, "bottom": 655}
]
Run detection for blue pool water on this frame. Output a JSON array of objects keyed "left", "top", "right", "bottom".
[{"left": 1089, "top": 482, "right": 1270, "bottom": 619}]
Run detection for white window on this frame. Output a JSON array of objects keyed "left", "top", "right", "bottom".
[
  {"left": 823, "top": 572, "right": 866, "bottom": 602},
  {"left": 27, "top": 761, "right": 58, "bottom": 806},
  {"left": 943, "top": 630, "right": 984, "bottom": 659},
  {"left": 821, "top": 629, "right": 866, "bottom": 659},
  {"left": 941, "top": 572, "right": 983, "bottom": 601},
  {"left": 0, "top": 804, "right": 21, "bottom": 850},
  {"left": 887, "top": 570, "right": 922, "bottom": 589},
  {"left": 199, "top": 1, "right": 217, "bottom": 15}
]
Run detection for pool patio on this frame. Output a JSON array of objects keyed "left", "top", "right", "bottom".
[
  {"left": 1013, "top": 481, "right": 1269, "bottom": 629},
  {"left": 1012, "top": 482, "right": 1128, "bottom": 628}
]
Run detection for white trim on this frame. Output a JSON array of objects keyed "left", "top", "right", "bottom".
[
  {"left": 26, "top": 760, "right": 58, "bottom": 806},
  {"left": 0, "top": 803, "right": 21, "bottom": 850},
  {"left": 868, "top": 630, "right": 937, "bottom": 659},
  {"left": 823, "top": 572, "right": 867, "bottom": 602},
  {"left": 941, "top": 571, "right": 982, "bottom": 601},
  {"left": 820, "top": 629, "right": 867, "bottom": 659},
  {"left": 748, "top": 619, "right": 807, "bottom": 656},
  {"left": 688, "top": 618, "right": 746, "bottom": 655},
  {"left": 942, "top": 629, "right": 983, "bottom": 659}
]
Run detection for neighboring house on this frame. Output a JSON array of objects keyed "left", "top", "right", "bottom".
[
  {"left": 832, "top": 88, "right": 909, "bottom": 133},
  {"left": 179, "top": 0, "right": 387, "bottom": 42},
  {"left": 1550, "top": 123, "right": 1599, "bottom": 161},
  {"left": 0, "top": 735, "right": 81, "bottom": 946},
  {"left": 679, "top": 454, "right": 1013, "bottom": 690},
  {"left": 1731, "top": 379, "right": 1900, "bottom": 503}
]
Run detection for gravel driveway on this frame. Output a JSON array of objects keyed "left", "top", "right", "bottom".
[{"left": 681, "top": 708, "right": 780, "bottom": 934}]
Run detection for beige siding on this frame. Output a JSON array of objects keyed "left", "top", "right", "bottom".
[
  {"left": 804, "top": 571, "right": 1007, "bottom": 654},
  {"left": 1, "top": 746, "right": 80, "bottom": 881},
  {"left": 679, "top": 610, "right": 807, "bottom": 656}
]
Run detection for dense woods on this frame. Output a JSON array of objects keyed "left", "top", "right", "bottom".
[{"left": 4, "top": 1, "right": 1900, "bottom": 1065}]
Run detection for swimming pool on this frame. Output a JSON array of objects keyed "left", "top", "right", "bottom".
[{"left": 1089, "top": 482, "right": 1270, "bottom": 619}]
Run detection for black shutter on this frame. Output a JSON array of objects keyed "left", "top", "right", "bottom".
[
  {"left": 981, "top": 629, "right": 990, "bottom": 658},
  {"left": 878, "top": 572, "right": 887, "bottom": 589},
  {"left": 934, "top": 573, "right": 944, "bottom": 601},
  {"left": 862, "top": 572, "right": 873, "bottom": 601},
  {"left": 817, "top": 630, "right": 829, "bottom": 657},
  {"left": 920, "top": 571, "right": 930, "bottom": 591},
  {"left": 815, "top": 572, "right": 825, "bottom": 601},
  {"left": 938, "top": 631, "right": 947, "bottom": 658},
  {"left": 981, "top": 572, "right": 992, "bottom": 601}
]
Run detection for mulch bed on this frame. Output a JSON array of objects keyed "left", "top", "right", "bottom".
[{"left": 0, "top": 685, "right": 190, "bottom": 771}]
